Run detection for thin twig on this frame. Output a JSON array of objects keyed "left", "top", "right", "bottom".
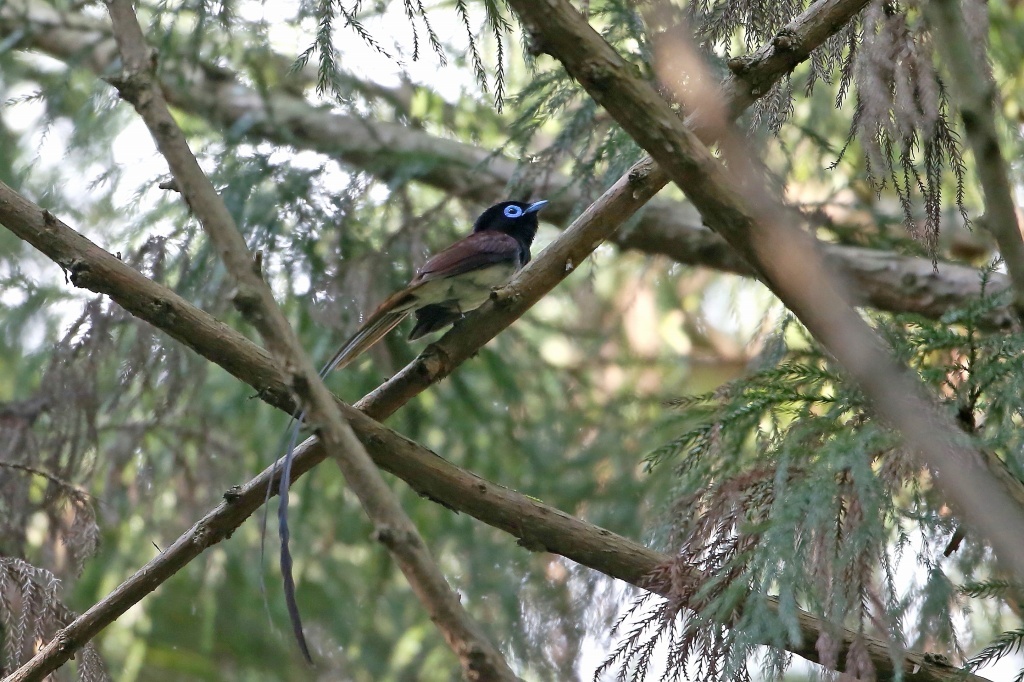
[
  {"left": 924, "top": 0, "right": 1024, "bottom": 317},
  {"left": 502, "top": 0, "right": 1024, "bottom": 584},
  {"left": 0, "top": 460, "right": 91, "bottom": 499},
  {"left": 98, "top": 1, "right": 517, "bottom": 679}
]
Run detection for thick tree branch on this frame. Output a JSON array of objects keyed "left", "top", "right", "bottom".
[
  {"left": 97, "top": 1, "right": 518, "bottom": 679},
  {"left": 1, "top": 0, "right": 1013, "bottom": 328},
  {"left": 1, "top": 0, "right": 995, "bottom": 677},
  {"left": 355, "top": 0, "right": 879, "bottom": 417},
  {"left": 503, "top": 0, "right": 1024, "bottom": 589},
  {"left": 0, "top": 183, "right": 988, "bottom": 681},
  {"left": 925, "top": 0, "right": 1024, "bottom": 316}
]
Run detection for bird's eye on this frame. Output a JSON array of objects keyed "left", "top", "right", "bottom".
[{"left": 503, "top": 205, "right": 524, "bottom": 219}]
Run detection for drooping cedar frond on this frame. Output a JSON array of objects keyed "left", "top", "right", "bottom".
[
  {"left": 608, "top": 272, "right": 1024, "bottom": 680},
  {"left": 831, "top": 0, "right": 969, "bottom": 254},
  {"left": 0, "top": 558, "right": 108, "bottom": 679},
  {"left": 292, "top": 0, "right": 510, "bottom": 106}
]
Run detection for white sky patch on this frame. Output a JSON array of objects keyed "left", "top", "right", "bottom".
[
  {"left": 701, "top": 276, "right": 777, "bottom": 341},
  {"left": 247, "top": 0, "right": 489, "bottom": 102}
]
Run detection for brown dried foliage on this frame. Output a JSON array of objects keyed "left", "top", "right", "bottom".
[
  {"left": 600, "top": 319, "right": 954, "bottom": 681},
  {"left": 601, "top": 447, "right": 912, "bottom": 680},
  {"left": 837, "top": 0, "right": 969, "bottom": 251},
  {"left": 0, "top": 558, "right": 109, "bottom": 680},
  {"left": 0, "top": 236, "right": 231, "bottom": 678},
  {"left": 684, "top": 0, "right": 969, "bottom": 250},
  {"left": 597, "top": 466, "right": 777, "bottom": 681}
]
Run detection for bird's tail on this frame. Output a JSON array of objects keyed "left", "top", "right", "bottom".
[
  {"left": 319, "top": 291, "right": 417, "bottom": 376},
  {"left": 274, "top": 292, "right": 413, "bottom": 662}
]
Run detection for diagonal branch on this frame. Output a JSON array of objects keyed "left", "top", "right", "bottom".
[
  {"left": 98, "top": 0, "right": 517, "bottom": 679},
  {"left": 0, "top": 182, "right": 986, "bottom": 682},
  {"left": 358, "top": 0, "right": 870, "bottom": 415},
  {"left": 502, "top": 0, "right": 1024, "bottom": 586},
  {"left": 6, "top": 0, "right": 1015, "bottom": 675},
  {"left": 1, "top": 0, "right": 1013, "bottom": 327},
  {"left": 925, "top": 0, "right": 1024, "bottom": 316},
  {"left": 1, "top": 1, "right": 975, "bottom": 677}
]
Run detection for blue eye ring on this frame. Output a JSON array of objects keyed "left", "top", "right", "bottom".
[{"left": 503, "top": 205, "right": 524, "bottom": 219}]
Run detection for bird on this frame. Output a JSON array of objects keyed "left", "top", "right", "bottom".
[
  {"left": 319, "top": 198, "right": 548, "bottom": 375},
  {"left": 275, "top": 198, "right": 547, "bottom": 663}
]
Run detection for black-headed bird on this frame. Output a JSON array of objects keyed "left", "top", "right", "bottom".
[
  {"left": 277, "top": 199, "right": 548, "bottom": 663},
  {"left": 321, "top": 199, "right": 548, "bottom": 374}
]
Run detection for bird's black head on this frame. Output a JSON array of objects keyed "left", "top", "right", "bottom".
[{"left": 472, "top": 200, "right": 548, "bottom": 245}]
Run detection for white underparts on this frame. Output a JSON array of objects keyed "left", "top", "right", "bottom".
[{"left": 410, "top": 262, "right": 519, "bottom": 312}]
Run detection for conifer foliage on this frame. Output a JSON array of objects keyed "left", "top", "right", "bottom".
[
  {"left": 2, "top": 0, "right": 1024, "bottom": 679},
  {"left": 619, "top": 274, "right": 1024, "bottom": 680}
]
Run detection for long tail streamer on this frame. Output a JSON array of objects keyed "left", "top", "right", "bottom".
[{"left": 274, "top": 306, "right": 411, "bottom": 662}]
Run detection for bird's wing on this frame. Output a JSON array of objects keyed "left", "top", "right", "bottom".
[
  {"left": 321, "top": 232, "right": 522, "bottom": 375},
  {"left": 411, "top": 231, "right": 522, "bottom": 284}
]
